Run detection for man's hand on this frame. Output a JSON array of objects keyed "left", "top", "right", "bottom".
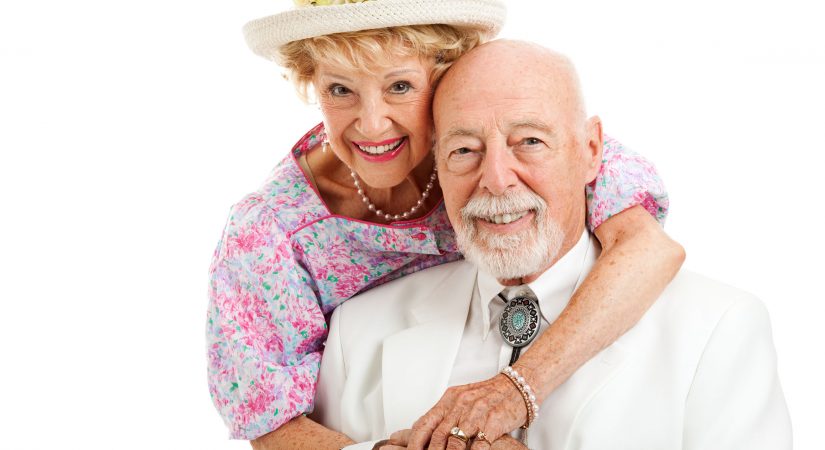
[
  {"left": 377, "top": 429, "right": 527, "bottom": 450},
  {"left": 403, "top": 375, "right": 527, "bottom": 450}
]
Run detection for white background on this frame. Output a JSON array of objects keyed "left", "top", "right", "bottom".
[{"left": 1, "top": 1, "right": 823, "bottom": 449}]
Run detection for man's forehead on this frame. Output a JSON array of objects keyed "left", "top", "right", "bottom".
[
  {"left": 439, "top": 115, "right": 556, "bottom": 140},
  {"left": 435, "top": 84, "right": 581, "bottom": 141},
  {"left": 435, "top": 44, "right": 583, "bottom": 135}
]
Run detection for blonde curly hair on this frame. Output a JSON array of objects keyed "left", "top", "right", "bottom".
[{"left": 276, "top": 24, "right": 487, "bottom": 102}]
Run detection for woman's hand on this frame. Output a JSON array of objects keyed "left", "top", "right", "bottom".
[{"left": 404, "top": 375, "right": 527, "bottom": 450}]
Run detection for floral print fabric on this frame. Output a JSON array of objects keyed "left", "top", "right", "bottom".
[
  {"left": 587, "top": 135, "right": 668, "bottom": 229},
  {"left": 206, "top": 123, "right": 668, "bottom": 439}
]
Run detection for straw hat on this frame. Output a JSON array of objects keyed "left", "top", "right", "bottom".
[{"left": 243, "top": 0, "right": 507, "bottom": 61}]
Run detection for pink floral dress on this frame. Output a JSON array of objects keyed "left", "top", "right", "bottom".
[{"left": 206, "top": 123, "right": 668, "bottom": 439}]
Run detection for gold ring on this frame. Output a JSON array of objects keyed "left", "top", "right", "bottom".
[
  {"left": 449, "top": 426, "right": 470, "bottom": 443},
  {"left": 476, "top": 431, "right": 492, "bottom": 444}
]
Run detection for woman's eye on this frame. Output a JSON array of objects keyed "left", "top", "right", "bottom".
[
  {"left": 389, "top": 82, "right": 412, "bottom": 94},
  {"left": 523, "top": 137, "right": 542, "bottom": 146},
  {"left": 329, "top": 84, "right": 351, "bottom": 96}
]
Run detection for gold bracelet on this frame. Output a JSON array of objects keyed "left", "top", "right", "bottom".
[{"left": 500, "top": 366, "right": 540, "bottom": 428}]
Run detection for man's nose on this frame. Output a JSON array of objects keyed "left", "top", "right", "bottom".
[
  {"left": 355, "top": 94, "right": 392, "bottom": 137},
  {"left": 478, "top": 143, "right": 519, "bottom": 196}
]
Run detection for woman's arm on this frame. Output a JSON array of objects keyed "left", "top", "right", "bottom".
[
  {"left": 250, "top": 289, "right": 364, "bottom": 450},
  {"left": 516, "top": 205, "right": 685, "bottom": 399},
  {"left": 207, "top": 195, "right": 328, "bottom": 440},
  {"left": 251, "top": 416, "right": 355, "bottom": 450}
]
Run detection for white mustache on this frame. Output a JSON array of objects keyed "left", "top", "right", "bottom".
[{"left": 460, "top": 190, "right": 547, "bottom": 222}]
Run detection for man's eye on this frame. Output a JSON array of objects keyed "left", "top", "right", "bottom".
[
  {"left": 523, "top": 137, "right": 542, "bottom": 145},
  {"left": 389, "top": 82, "right": 412, "bottom": 94},
  {"left": 329, "top": 84, "right": 351, "bottom": 96},
  {"left": 445, "top": 147, "right": 481, "bottom": 174}
]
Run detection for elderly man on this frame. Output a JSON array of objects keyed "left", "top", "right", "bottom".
[{"left": 312, "top": 40, "right": 791, "bottom": 449}]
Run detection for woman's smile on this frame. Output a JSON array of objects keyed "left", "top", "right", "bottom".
[{"left": 353, "top": 137, "right": 407, "bottom": 162}]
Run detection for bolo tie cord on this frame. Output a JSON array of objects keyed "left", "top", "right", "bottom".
[{"left": 498, "top": 292, "right": 522, "bottom": 365}]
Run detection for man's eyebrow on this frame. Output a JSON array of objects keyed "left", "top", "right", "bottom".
[
  {"left": 441, "top": 128, "right": 479, "bottom": 140},
  {"left": 511, "top": 120, "right": 555, "bottom": 134},
  {"left": 440, "top": 120, "right": 554, "bottom": 140}
]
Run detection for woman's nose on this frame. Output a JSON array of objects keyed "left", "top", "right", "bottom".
[{"left": 355, "top": 95, "right": 393, "bottom": 137}]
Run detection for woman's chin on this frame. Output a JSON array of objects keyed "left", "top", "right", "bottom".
[
  {"left": 353, "top": 160, "right": 417, "bottom": 189},
  {"left": 355, "top": 170, "right": 410, "bottom": 189}
]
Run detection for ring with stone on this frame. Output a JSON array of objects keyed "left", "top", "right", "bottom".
[
  {"left": 449, "top": 426, "right": 470, "bottom": 443},
  {"left": 475, "top": 430, "right": 492, "bottom": 444}
]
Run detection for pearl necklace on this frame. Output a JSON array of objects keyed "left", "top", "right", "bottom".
[{"left": 350, "top": 165, "right": 438, "bottom": 222}]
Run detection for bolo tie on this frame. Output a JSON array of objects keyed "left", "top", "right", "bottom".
[{"left": 497, "top": 287, "right": 542, "bottom": 365}]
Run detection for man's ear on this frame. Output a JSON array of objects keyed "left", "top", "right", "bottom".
[{"left": 583, "top": 115, "right": 603, "bottom": 183}]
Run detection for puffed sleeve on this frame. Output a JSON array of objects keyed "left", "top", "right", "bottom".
[
  {"left": 586, "top": 135, "right": 670, "bottom": 231},
  {"left": 206, "top": 195, "right": 328, "bottom": 439}
]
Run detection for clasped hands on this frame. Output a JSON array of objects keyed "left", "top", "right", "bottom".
[{"left": 373, "top": 373, "right": 530, "bottom": 450}]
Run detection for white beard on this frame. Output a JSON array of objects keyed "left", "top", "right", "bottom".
[{"left": 455, "top": 190, "right": 564, "bottom": 280}]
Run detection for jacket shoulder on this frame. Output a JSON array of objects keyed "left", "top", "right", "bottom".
[
  {"left": 647, "top": 270, "right": 768, "bottom": 344},
  {"left": 664, "top": 270, "right": 761, "bottom": 311}
]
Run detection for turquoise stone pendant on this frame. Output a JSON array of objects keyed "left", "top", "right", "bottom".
[{"left": 499, "top": 295, "right": 541, "bottom": 348}]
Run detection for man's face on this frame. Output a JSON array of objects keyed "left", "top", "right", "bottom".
[{"left": 433, "top": 42, "right": 601, "bottom": 282}]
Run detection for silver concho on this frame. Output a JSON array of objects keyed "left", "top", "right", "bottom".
[{"left": 499, "top": 296, "right": 541, "bottom": 348}]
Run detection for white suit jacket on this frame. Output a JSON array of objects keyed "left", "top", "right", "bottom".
[{"left": 313, "top": 239, "right": 791, "bottom": 449}]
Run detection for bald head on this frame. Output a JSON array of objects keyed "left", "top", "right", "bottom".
[{"left": 435, "top": 40, "right": 587, "bottom": 135}]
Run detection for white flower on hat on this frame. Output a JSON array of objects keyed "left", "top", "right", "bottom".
[{"left": 294, "top": 0, "right": 372, "bottom": 6}]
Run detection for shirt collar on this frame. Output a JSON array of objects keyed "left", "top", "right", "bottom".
[{"left": 476, "top": 230, "right": 596, "bottom": 339}]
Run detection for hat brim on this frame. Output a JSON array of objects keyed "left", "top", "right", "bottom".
[{"left": 243, "top": 0, "right": 506, "bottom": 61}]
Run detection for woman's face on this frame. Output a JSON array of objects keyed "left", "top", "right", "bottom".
[{"left": 315, "top": 53, "right": 435, "bottom": 189}]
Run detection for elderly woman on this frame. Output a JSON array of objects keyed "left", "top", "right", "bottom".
[{"left": 207, "top": 1, "right": 684, "bottom": 449}]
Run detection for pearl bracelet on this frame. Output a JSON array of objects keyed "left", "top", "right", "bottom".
[{"left": 500, "top": 366, "right": 540, "bottom": 428}]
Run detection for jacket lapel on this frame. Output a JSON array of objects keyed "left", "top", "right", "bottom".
[
  {"left": 381, "top": 260, "right": 477, "bottom": 433},
  {"left": 536, "top": 239, "right": 630, "bottom": 448},
  {"left": 537, "top": 343, "right": 628, "bottom": 449}
]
